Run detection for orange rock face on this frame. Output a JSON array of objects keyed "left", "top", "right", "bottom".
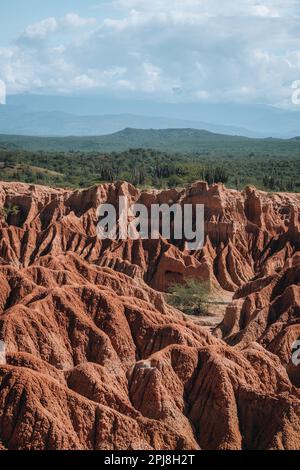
[{"left": 0, "top": 180, "right": 299, "bottom": 450}]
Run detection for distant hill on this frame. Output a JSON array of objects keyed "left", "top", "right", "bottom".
[
  {"left": 3, "top": 94, "right": 300, "bottom": 138},
  {"left": 0, "top": 127, "right": 300, "bottom": 156},
  {"left": 0, "top": 107, "right": 258, "bottom": 138}
]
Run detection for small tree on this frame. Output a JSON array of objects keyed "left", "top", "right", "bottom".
[{"left": 167, "top": 279, "right": 212, "bottom": 316}]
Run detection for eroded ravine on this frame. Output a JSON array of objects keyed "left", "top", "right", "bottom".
[{"left": 0, "top": 180, "right": 299, "bottom": 450}]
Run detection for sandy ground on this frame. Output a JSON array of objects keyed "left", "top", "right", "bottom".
[{"left": 187, "top": 290, "right": 233, "bottom": 331}]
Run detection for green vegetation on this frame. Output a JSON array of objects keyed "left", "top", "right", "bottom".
[
  {"left": 167, "top": 279, "right": 213, "bottom": 316},
  {"left": 0, "top": 128, "right": 299, "bottom": 192},
  {"left": 0, "top": 146, "right": 298, "bottom": 192},
  {"left": 0, "top": 203, "right": 20, "bottom": 221}
]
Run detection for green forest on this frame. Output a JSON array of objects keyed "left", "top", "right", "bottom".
[{"left": 0, "top": 128, "right": 299, "bottom": 192}]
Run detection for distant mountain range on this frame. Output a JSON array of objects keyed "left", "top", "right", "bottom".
[
  {"left": 1, "top": 127, "right": 300, "bottom": 155},
  {"left": 0, "top": 109, "right": 258, "bottom": 138},
  {"left": 1, "top": 94, "right": 300, "bottom": 138}
]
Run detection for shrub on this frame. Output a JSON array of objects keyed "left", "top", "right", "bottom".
[
  {"left": 0, "top": 204, "right": 20, "bottom": 222},
  {"left": 167, "top": 279, "right": 212, "bottom": 316}
]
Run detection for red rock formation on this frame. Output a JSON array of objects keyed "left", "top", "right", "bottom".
[{"left": 0, "top": 181, "right": 300, "bottom": 450}]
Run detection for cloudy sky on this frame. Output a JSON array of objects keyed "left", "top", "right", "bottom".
[{"left": 0, "top": 0, "right": 300, "bottom": 107}]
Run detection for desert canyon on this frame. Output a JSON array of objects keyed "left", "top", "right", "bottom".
[{"left": 0, "top": 180, "right": 299, "bottom": 450}]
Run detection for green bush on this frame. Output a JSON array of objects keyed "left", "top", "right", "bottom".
[
  {"left": 167, "top": 279, "right": 212, "bottom": 316},
  {"left": 0, "top": 204, "right": 20, "bottom": 222}
]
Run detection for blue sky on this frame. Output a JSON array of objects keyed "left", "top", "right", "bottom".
[{"left": 0, "top": 0, "right": 300, "bottom": 108}]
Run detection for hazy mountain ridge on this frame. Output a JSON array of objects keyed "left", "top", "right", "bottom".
[
  {"left": 2, "top": 94, "right": 300, "bottom": 138},
  {"left": 0, "top": 108, "right": 259, "bottom": 138},
  {"left": 0, "top": 127, "right": 300, "bottom": 154}
]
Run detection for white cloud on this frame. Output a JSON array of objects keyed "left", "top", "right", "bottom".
[
  {"left": 62, "top": 13, "right": 97, "bottom": 29},
  {"left": 71, "top": 74, "right": 103, "bottom": 89},
  {"left": 117, "top": 79, "right": 135, "bottom": 90},
  {"left": 20, "top": 13, "right": 96, "bottom": 42},
  {"left": 22, "top": 17, "right": 57, "bottom": 39},
  {"left": 114, "top": 0, "right": 285, "bottom": 18},
  {"left": 0, "top": 1, "right": 299, "bottom": 107},
  {"left": 251, "top": 5, "right": 279, "bottom": 18}
]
